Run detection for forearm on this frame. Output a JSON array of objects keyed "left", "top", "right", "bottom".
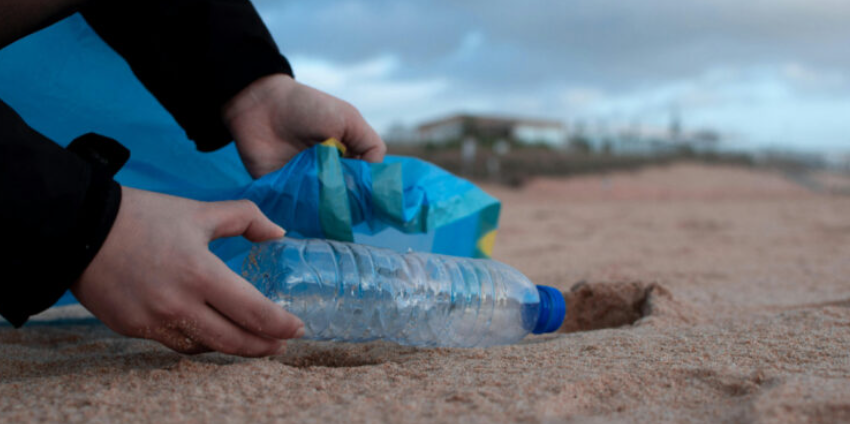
[
  {"left": 0, "top": 0, "right": 89, "bottom": 49},
  {"left": 0, "top": 98, "right": 122, "bottom": 326},
  {"left": 81, "top": 0, "right": 292, "bottom": 151}
]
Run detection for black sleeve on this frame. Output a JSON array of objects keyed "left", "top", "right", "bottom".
[
  {"left": 0, "top": 99, "right": 122, "bottom": 327},
  {"left": 80, "top": 0, "right": 293, "bottom": 152}
]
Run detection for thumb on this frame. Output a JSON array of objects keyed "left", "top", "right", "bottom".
[{"left": 205, "top": 199, "right": 285, "bottom": 242}]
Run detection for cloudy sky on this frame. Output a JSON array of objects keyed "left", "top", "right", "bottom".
[{"left": 254, "top": 0, "right": 849, "bottom": 153}]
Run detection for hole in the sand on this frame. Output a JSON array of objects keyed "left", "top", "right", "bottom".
[{"left": 559, "top": 281, "right": 676, "bottom": 333}]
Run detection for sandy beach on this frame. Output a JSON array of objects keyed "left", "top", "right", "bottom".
[{"left": 2, "top": 163, "right": 849, "bottom": 423}]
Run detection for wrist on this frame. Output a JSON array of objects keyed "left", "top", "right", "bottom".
[{"left": 222, "top": 73, "right": 295, "bottom": 130}]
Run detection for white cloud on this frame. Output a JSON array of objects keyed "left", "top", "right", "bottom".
[
  {"left": 290, "top": 55, "right": 450, "bottom": 131},
  {"left": 781, "top": 63, "right": 847, "bottom": 91},
  {"left": 558, "top": 88, "right": 606, "bottom": 109},
  {"left": 293, "top": 55, "right": 400, "bottom": 89}
]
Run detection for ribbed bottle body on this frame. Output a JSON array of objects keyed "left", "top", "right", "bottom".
[{"left": 242, "top": 238, "right": 541, "bottom": 347}]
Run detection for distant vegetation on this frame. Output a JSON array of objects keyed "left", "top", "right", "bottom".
[{"left": 388, "top": 143, "right": 755, "bottom": 187}]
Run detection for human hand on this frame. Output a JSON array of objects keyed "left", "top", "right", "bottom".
[
  {"left": 71, "top": 187, "right": 304, "bottom": 356},
  {"left": 222, "top": 74, "right": 386, "bottom": 178}
]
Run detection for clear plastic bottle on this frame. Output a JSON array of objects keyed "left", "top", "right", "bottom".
[{"left": 241, "top": 238, "right": 566, "bottom": 347}]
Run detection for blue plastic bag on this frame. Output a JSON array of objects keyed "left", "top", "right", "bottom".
[{"left": 204, "top": 141, "right": 501, "bottom": 271}]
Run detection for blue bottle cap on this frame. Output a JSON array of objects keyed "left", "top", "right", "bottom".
[{"left": 533, "top": 285, "right": 567, "bottom": 334}]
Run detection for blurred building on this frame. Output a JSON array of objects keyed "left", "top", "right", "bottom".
[
  {"left": 416, "top": 114, "right": 567, "bottom": 146},
  {"left": 576, "top": 120, "right": 722, "bottom": 157}
]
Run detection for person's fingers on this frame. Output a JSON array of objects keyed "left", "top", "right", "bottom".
[
  {"left": 341, "top": 106, "right": 386, "bottom": 163},
  {"left": 178, "top": 305, "right": 286, "bottom": 357},
  {"left": 202, "top": 254, "right": 304, "bottom": 340},
  {"left": 357, "top": 128, "right": 387, "bottom": 163},
  {"left": 205, "top": 199, "right": 285, "bottom": 242}
]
